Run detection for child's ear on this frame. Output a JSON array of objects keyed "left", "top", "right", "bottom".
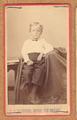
[{"left": 40, "top": 25, "right": 43, "bottom": 33}]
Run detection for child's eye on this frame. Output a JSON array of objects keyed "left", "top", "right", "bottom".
[{"left": 32, "top": 29, "right": 40, "bottom": 32}]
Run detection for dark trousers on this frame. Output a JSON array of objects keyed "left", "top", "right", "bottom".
[{"left": 22, "top": 53, "right": 45, "bottom": 87}]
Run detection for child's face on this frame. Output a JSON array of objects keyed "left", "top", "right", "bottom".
[{"left": 30, "top": 25, "right": 42, "bottom": 40}]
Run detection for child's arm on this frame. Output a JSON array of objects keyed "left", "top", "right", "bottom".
[
  {"left": 37, "top": 53, "right": 44, "bottom": 61},
  {"left": 21, "top": 40, "right": 33, "bottom": 65},
  {"left": 37, "top": 39, "right": 53, "bottom": 61},
  {"left": 22, "top": 53, "right": 33, "bottom": 65},
  {"left": 27, "top": 60, "right": 33, "bottom": 65},
  {"left": 43, "top": 39, "right": 53, "bottom": 54}
]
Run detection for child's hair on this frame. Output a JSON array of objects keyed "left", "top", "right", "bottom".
[{"left": 29, "top": 22, "right": 43, "bottom": 33}]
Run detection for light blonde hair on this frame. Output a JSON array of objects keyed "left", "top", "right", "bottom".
[{"left": 29, "top": 22, "right": 43, "bottom": 33}]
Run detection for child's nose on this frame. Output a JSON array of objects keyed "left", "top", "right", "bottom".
[{"left": 36, "top": 30, "right": 39, "bottom": 33}]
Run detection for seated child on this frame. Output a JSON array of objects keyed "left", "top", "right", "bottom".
[{"left": 21, "top": 22, "right": 53, "bottom": 104}]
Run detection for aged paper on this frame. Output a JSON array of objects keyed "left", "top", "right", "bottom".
[
  {"left": 5, "top": 4, "right": 69, "bottom": 115},
  {"left": 0, "top": 0, "right": 76, "bottom": 120},
  {"left": 76, "top": 8, "right": 77, "bottom": 113}
]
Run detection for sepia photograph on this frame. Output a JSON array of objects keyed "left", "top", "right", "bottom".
[
  {"left": 76, "top": 8, "right": 77, "bottom": 113},
  {"left": 5, "top": 4, "right": 70, "bottom": 115}
]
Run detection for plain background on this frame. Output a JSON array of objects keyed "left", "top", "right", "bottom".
[
  {"left": 5, "top": 5, "right": 69, "bottom": 60},
  {"left": 76, "top": 8, "right": 77, "bottom": 111}
]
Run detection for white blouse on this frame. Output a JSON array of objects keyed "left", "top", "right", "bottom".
[{"left": 21, "top": 38, "right": 53, "bottom": 62}]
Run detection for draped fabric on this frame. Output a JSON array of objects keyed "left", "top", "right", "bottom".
[{"left": 15, "top": 47, "right": 67, "bottom": 104}]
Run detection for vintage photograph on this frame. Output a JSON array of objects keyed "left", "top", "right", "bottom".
[
  {"left": 5, "top": 4, "right": 70, "bottom": 115},
  {"left": 76, "top": 8, "right": 77, "bottom": 113}
]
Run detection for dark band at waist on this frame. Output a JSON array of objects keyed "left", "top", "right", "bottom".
[{"left": 28, "top": 53, "right": 40, "bottom": 61}]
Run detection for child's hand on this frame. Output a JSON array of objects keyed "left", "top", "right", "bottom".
[
  {"left": 27, "top": 60, "right": 33, "bottom": 65},
  {"left": 37, "top": 53, "right": 43, "bottom": 61}
]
